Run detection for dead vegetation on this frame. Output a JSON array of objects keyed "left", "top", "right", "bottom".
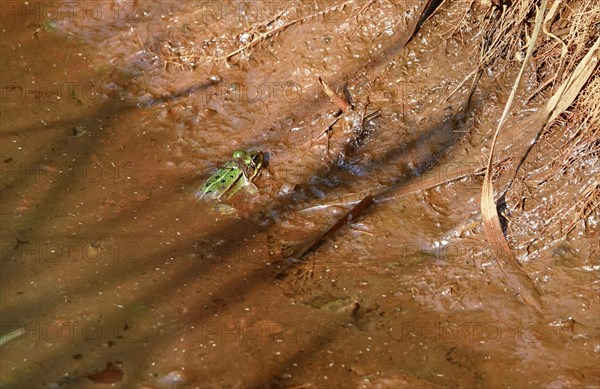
[
  {"left": 442, "top": 0, "right": 599, "bottom": 246},
  {"left": 498, "top": 0, "right": 599, "bottom": 240},
  {"left": 459, "top": 0, "right": 598, "bottom": 307}
]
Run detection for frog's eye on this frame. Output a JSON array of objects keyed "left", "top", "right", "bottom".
[
  {"left": 251, "top": 152, "right": 262, "bottom": 163},
  {"left": 232, "top": 150, "right": 245, "bottom": 159}
]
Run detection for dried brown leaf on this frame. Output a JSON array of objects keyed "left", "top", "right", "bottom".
[{"left": 480, "top": 0, "right": 547, "bottom": 311}]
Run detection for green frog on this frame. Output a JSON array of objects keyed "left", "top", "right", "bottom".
[{"left": 196, "top": 150, "right": 264, "bottom": 201}]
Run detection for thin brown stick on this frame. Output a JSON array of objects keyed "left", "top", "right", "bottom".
[
  {"left": 293, "top": 196, "right": 373, "bottom": 261},
  {"left": 207, "top": 1, "right": 355, "bottom": 61}
]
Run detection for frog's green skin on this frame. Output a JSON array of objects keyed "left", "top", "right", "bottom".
[{"left": 196, "top": 150, "right": 263, "bottom": 201}]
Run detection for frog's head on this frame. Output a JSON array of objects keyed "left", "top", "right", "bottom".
[
  {"left": 232, "top": 150, "right": 247, "bottom": 160},
  {"left": 232, "top": 150, "right": 263, "bottom": 169}
]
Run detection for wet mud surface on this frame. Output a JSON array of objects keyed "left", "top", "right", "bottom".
[{"left": 1, "top": 1, "right": 598, "bottom": 388}]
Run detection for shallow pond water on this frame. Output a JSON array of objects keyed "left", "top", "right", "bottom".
[{"left": 1, "top": 1, "right": 598, "bottom": 388}]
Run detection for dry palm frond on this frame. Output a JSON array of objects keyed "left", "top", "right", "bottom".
[{"left": 480, "top": 0, "right": 548, "bottom": 312}]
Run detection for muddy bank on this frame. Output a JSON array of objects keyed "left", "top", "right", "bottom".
[{"left": 1, "top": 1, "right": 598, "bottom": 388}]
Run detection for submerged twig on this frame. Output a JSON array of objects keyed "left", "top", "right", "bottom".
[
  {"left": 299, "top": 155, "right": 503, "bottom": 212},
  {"left": 275, "top": 196, "right": 374, "bottom": 279}
]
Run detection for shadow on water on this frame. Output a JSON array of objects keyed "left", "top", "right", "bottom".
[{"left": 7, "top": 102, "right": 468, "bottom": 387}]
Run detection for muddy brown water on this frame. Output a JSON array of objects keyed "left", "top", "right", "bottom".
[{"left": 1, "top": 1, "right": 598, "bottom": 388}]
